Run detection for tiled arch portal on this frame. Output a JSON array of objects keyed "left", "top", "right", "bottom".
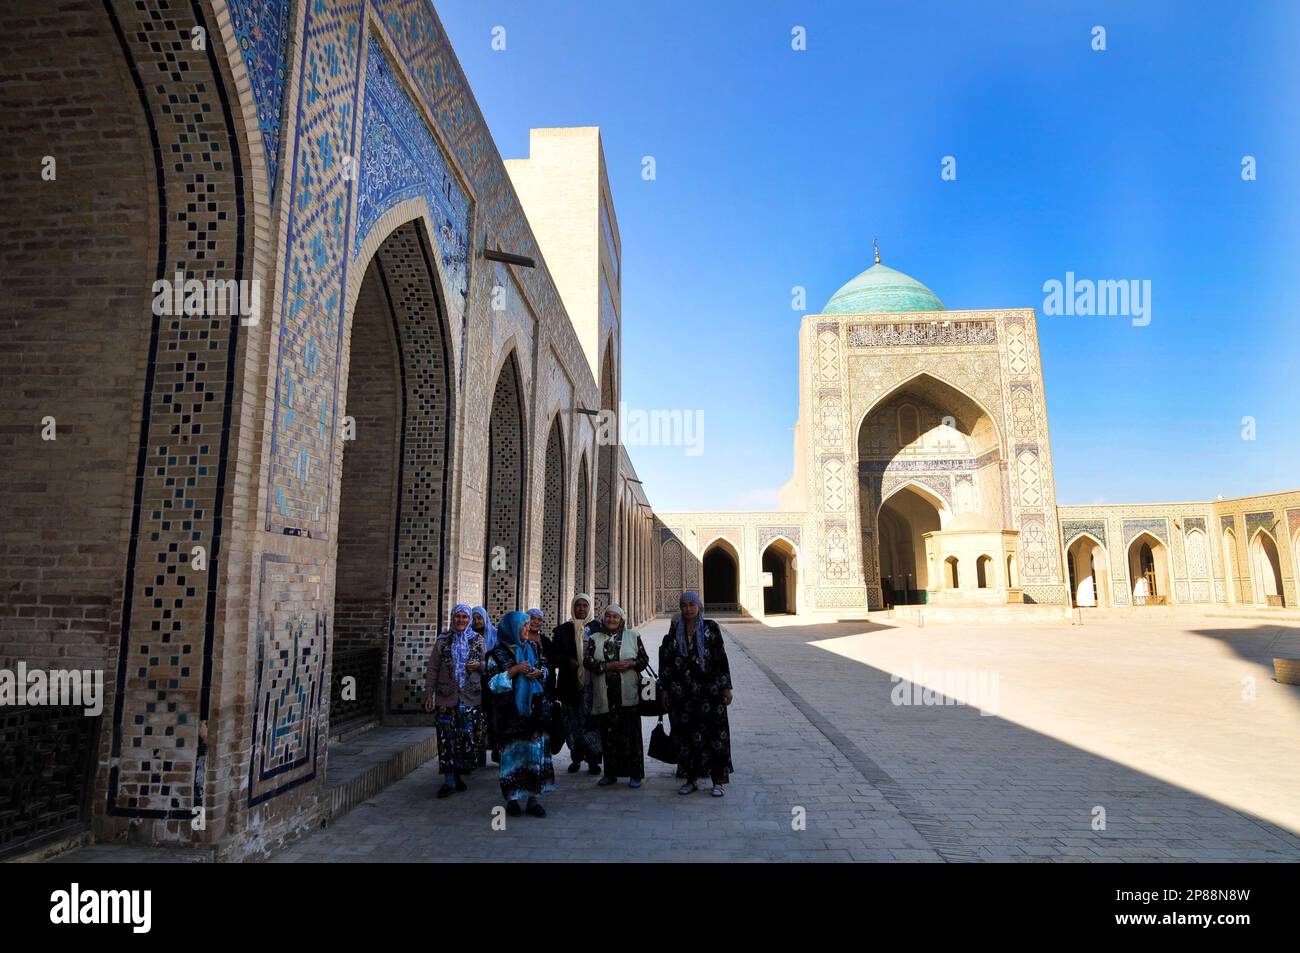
[
  {"left": 574, "top": 455, "right": 590, "bottom": 595},
  {"left": 334, "top": 220, "right": 455, "bottom": 717},
  {"left": 484, "top": 355, "right": 526, "bottom": 620},
  {"left": 540, "top": 417, "right": 566, "bottom": 623}
]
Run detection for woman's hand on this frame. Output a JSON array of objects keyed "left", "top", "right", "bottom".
[
  {"left": 509, "top": 662, "right": 530, "bottom": 677},
  {"left": 722, "top": 689, "right": 733, "bottom": 706},
  {"left": 423, "top": 695, "right": 434, "bottom": 713},
  {"left": 466, "top": 659, "right": 480, "bottom": 672},
  {"left": 526, "top": 667, "right": 544, "bottom": 681}
]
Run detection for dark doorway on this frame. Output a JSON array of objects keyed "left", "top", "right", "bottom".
[
  {"left": 762, "top": 539, "right": 797, "bottom": 615},
  {"left": 702, "top": 542, "right": 739, "bottom": 611}
]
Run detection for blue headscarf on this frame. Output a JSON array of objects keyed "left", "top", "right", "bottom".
[
  {"left": 448, "top": 603, "right": 473, "bottom": 687},
  {"left": 674, "top": 591, "right": 709, "bottom": 666},
  {"left": 496, "top": 611, "right": 542, "bottom": 717},
  {"left": 472, "top": 605, "right": 496, "bottom": 652}
]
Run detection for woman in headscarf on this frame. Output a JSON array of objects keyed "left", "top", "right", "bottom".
[
  {"left": 583, "top": 604, "right": 649, "bottom": 788},
  {"left": 525, "top": 608, "right": 557, "bottom": 697},
  {"left": 423, "top": 603, "right": 486, "bottom": 798},
  {"left": 549, "top": 594, "right": 602, "bottom": 774},
  {"left": 471, "top": 606, "right": 497, "bottom": 766},
  {"left": 485, "top": 610, "right": 555, "bottom": 817},
  {"left": 659, "top": 591, "right": 733, "bottom": 797}
]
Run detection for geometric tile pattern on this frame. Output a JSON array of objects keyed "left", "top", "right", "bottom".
[
  {"left": 105, "top": 0, "right": 247, "bottom": 819},
  {"left": 354, "top": 34, "right": 469, "bottom": 301},
  {"left": 484, "top": 356, "right": 525, "bottom": 620},
  {"left": 574, "top": 455, "right": 590, "bottom": 594},
  {"left": 370, "top": 223, "right": 454, "bottom": 715},
  {"left": 1123, "top": 517, "right": 1170, "bottom": 548},
  {"left": 539, "top": 417, "right": 566, "bottom": 623},
  {"left": 1245, "top": 510, "right": 1277, "bottom": 541},
  {"left": 1062, "top": 519, "right": 1107, "bottom": 548},
  {"left": 248, "top": 556, "right": 326, "bottom": 805},
  {"left": 264, "top": 0, "right": 363, "bottom": 536}
]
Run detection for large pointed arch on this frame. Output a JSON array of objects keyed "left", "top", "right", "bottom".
[
  {"left": 574, "top": 451, "right": 591, "bottom": 595},
  {"left": 540, "top": 415, "right": 567, "bottom": 623},
  {"left": 702, "top": 537, "right": 741, "bottom": 611},
  {"left": 1249, "top": 527, "right": 1285, "bottom": 607},
  {"left": 332, "top": 216, "right": 458, "bottom": 723},
  {"left": 484, "top": 349, "right": 527, "bottom": 619},
  {"left": 593, "top": 339, "right": 618, "bottom": 614}
]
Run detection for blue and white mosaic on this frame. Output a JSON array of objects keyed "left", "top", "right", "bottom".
[
  {"left": 354, "top": 32, "right": 470, "bottom": 325},
  {"left": 228, "top": 0, "right": 294, "bottom": 194}
]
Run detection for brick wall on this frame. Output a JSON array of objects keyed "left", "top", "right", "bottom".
[
  {"left": 0, "top": 1, "right": 153, "bottom": 676},
  {"left": 334, "top": 261, "right": 400, "bottom": 648}
]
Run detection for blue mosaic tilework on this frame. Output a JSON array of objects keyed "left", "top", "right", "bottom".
[
  {"left": 1245, "top": 510, "right": 1278, "bottom": 539},
  {"left": 248, "top": 556, "right": 326, "bottom": 804},
  {"left": 1123, "top": 518, "right": 1169, "bottom": 547},
  {"left": 228, "top": 0, "right": 294, "bottom": 194},
  {"left": 266, "top": 0, "right": 362, "bottom": 534},
  {"left": 1183, "top": 516, "right": 1206, "bottom": 534},
  {"left": 354, "top": 34, "right": 469, "bottom": 319},
  {"left": 1062, "top": 519, "right": 1107, "bottom": 548}
]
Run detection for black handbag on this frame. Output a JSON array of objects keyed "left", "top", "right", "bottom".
[
  {"left": 637, "top": 662, "right": 664, "bottom": 717},
  {"left": 647, "top": 716, "right": 678, "bottom": 764},
  {"left": 546, "top": 698, "right": 566, "bottom": 754}
]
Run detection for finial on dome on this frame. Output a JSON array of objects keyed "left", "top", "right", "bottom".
[{"left": 873, "top": 237, "right": 880, "bottom": 265}]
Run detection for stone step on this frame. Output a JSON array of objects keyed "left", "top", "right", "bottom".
[{"left": 324, "top": 725, "right": 439, "bottom": 822}]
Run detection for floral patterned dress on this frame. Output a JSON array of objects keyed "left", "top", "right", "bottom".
[{"left": 659, "top": 619, "right": 733, "bottom": 785}]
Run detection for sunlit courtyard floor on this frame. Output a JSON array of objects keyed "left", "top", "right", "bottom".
[
  {"left": 266, "top": 612, "right": 1300, "bottom": 862},
  {"left": 61, "top": 613, "right": 1300, "bottom": 863}
]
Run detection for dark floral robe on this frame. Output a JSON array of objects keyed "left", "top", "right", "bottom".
[{"left": 659, "top": 619, "right": 733, "bottom": 784}]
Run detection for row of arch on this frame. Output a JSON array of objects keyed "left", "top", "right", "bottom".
[
  {"left": 662, "top": 536, "right": 800, "bottom": 617},
  {"left": 1066, "top": 526, "right": 1289, "bottom": 608}
]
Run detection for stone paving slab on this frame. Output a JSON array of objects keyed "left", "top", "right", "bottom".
[
  {"left": 271, "top": 621, "right": 941, "bottom": 863},
  {"left": 49, "top": 614, "right": 1300, "bottom": 863},
  {"left": 729, "top": 615, "right": 1300, "bottom": 862}
]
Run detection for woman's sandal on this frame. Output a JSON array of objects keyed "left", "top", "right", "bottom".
[
  {"left": 711, "top": 785, "right": 725, "bottom": 797},
  {"left": 677, "top": 782, "right": 698, "bottom": 796},
  {"left": 597, "top": 776, "right": 615, "bottom": 786}
]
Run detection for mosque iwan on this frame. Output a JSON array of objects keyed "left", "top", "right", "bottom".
[
  {"left": 658, "top": 244, "right": 1297, "bottom": 622},
  {"left": 0, "top": 0, "right": 1295, "bottom": 868}
]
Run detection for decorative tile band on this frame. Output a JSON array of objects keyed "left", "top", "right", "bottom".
[
  {"left": 1062, "top": 519, "right": 1107, "bottom": 548},
  {"left": 847, "top": 320, "right": 996, "bottom": 348},
  {"left": 1123, "top": 518, "right": 1169, "bottom": 547},
  {"left": 228, "top": 0, "right": 294, "bottom": 195}
]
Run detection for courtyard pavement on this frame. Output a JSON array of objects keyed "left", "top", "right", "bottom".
[{"left": 266, "top": 612, "right": 1300, "bottom": 863}]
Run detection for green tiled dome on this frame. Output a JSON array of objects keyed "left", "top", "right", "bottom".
[{"left": 823, "top": 262, "right": 944, "bottom": 314}]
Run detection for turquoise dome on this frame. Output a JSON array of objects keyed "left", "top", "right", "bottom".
[{"left": 823, "top": 262, "right": 944, "bottom": 314}]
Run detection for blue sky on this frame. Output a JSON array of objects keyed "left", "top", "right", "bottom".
[{"left": 438, "top": 0, "right": 1300, "bottom": 511}]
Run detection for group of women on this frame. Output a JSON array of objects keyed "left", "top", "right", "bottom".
[{"left": 423, "top": 591, "right": 734, "bottom": 817}]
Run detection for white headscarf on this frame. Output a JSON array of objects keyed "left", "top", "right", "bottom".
[{"left": 569, "top": 593, "right": 592, "bottom": 687}]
